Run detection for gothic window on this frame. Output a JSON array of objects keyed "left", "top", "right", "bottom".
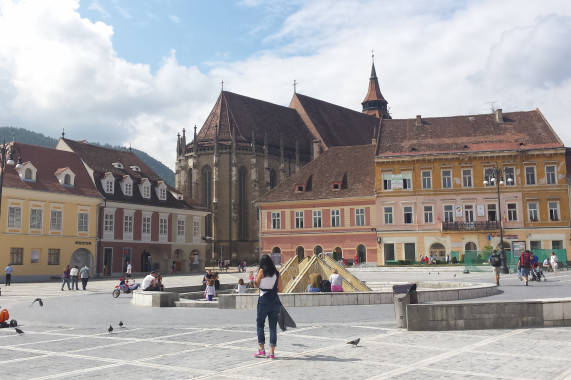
[
  {"left": 202, "top": 165, "right": 213, "bottom": 237},
  {"left": 238, "top": 166, "right": 249, "bottom": 240},
  {"left": 269, "top": 169, "right": 277, "bottom": 189}
]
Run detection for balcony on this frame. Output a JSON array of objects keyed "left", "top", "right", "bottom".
[{"left": 442, "top": 221, "right": 500, "bottom": 231}]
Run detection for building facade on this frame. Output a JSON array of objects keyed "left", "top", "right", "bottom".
[
  {"left": 0, "top": 142, "right": 101, "bottom": 281},
  {"left": 375, "top": 109, "right": 570, "bottom": 263},
  {"left": 57, "top": 138, "right": 209, "bottom": 276}
]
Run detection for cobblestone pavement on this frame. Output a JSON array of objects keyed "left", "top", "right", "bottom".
[{"left": 0, "top": 268, "right": 569, "bottom": 379}]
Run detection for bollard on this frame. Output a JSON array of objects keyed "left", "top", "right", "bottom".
[{"left": 392, "top": 283, "right": 417, "bottom": 328}]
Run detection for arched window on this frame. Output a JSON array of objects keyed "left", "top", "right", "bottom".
[
  {"left": 296, "top": 246, "right": 305, "bottom": 262},
  {"left": 465, "top": 242, "right": 477, "bottom": 252},
  {"left": 271, "top": 247, "right": 281, "bottom": 265},
  {"left": 269, "top": 168, "right": 277, "bottom": 189},
  {"left": 333, "top": 247, "right": 342, "bottom": 261},
  {"left": 313, "top": 245, "right": 323, "bottom": 256},
  {"left": 357, "top": 244, "right": 366, "bottom": 263},
  {"left": 430, "top": 243, "right": 446, "bottom": 257},
  {"left": 188, "top": 168, "right": 193, "bottom": 200},
  {"left": 202, "top": 165, "right": 212, "bottom": 237},
  {"left": 238, "top": 166, "right": 249, "bottom": 240},
  {"left": 25, "top": 168, "right": 33, "bottom": 180},
  {"left": 64, "top": 174, "right": 71, "bottom": 185}
]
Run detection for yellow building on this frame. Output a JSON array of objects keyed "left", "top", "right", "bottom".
[
  {"left": 374, "top": 109, "right": 569, "bottom": 265},
  {"left": 1, "top": 142, "right": 101, "bottom": 281}
]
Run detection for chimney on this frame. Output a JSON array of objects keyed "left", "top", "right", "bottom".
[
  {"left": 312, "top": 140, "right": 321, "bottom": 160},
  {"left": 495, "top": 109, "right": 503, "bottom": 123},
  {"left": 415, "top": 115, "right": 422, "bottom": 127}
]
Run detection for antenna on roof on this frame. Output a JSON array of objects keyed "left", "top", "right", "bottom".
[
  {"left": 484, "top": 101, "right": 498, "bottom": 113},
  {"left": 62, "top": 128, "right": 65, "bottom": 138},
  {"left": 293, "top": 79, "right": 298, "bottom": 94},
  {"left": 11, "top": 128, "right": 15, "bottom": 142},
  {"left": 221, "top": 80, "right": 224, "bottom": 91},
  {"left": 371, "top": 49, "right": 374, "bottom": 63},
  {"left": 129, "top": 143, "right": 132, "bottom": 152}
]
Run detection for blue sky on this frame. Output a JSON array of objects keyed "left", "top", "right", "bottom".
[{"left": 1, "top": 0, "right": 571, "bottom": 167}]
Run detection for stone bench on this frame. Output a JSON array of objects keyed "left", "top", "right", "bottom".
[
  {"left": 406, "top": 298, "right": 571, "bottom": 331},
  {"left": 131, "top": 291, "right": 180, "bottom": 307}
]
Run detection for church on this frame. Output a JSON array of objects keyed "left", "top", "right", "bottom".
[{"left": 174, "top": 61, "right": 388, "bottom": 264}]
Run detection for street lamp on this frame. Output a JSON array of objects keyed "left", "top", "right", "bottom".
[
  {"left": 483, "top": 166, "right": 513, "bottom": 274},
  {"left": 0, "top": 140, "right": 23, "bottom": 217}
]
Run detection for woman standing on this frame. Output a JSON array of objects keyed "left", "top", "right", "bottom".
[
  {"left": 61, "top": 265, "right": 71, "bottom": 291},
  {"left": 254, "top": 254, "right": 283, "bottom": 359}
]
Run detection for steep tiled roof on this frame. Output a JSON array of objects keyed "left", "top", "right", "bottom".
[
  {"left": 362, "top": 62, "right": 386, "bottom": 103},
  {"left": 376, "top": 109, "right": 564, "bottom": 156},
  {"left": 257, "top": 144, "right": 376, "bottom": 203},
  {"left": 60, "top": 138, "right": 205, "bottom": 210},
  {"left": 290, "top": 93, "right": 379, "bottom": 148},
  {"left": 1, "top": 142, "right": 100, "bottom": 198},
  {"left": 193, "top": 91, "right": 314, "bottom": 156}
]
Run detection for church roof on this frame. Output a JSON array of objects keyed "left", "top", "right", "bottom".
[
  {"left": 290, "top": 93, "right": 379, "bottom": 148},
  {"left": 376, "top": 109, "right": 564, "bottom": 156},
  {"left": 193, "top": 91, "right": 314, "bottom": 155},
  {"left": 362, "top": 62, "right": 386, "bottom": 104},
  {"left": 257, "top": 144, "right": 376, "bottom": 203},
  {"left": 1, "top": 142, "right": 100, "bottom": 198}
]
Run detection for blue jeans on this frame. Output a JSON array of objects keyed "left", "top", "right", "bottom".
[
  {"left": 256, "top": 295, "right": 281, "bottom": 347},
  {"left": 71, "top": 277, "right": 79, "bottom": 290},
  {"left": 61, "top": 277, "right": 70, "bottom": 290}
]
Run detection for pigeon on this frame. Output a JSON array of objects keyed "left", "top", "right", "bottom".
[
  {"left": 454, "top": 274, "right": 457, "bottom": 277},
  {"left": 15, "top": 328, "right": 24, "bottom": 334},
  {"left": 108, "top": 325, "right": 113, "bottom": 333},
  {"left": 347, "top": 338, "right": 360, "bottom": 347},
  {"left": 31, "top": 298, "right": 43, "bottom": 307},
  {"left": 119, "top": 321, "right": 124, "bottom": 327}
]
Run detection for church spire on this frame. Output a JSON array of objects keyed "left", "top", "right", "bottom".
[{"left": 362, "top": 51, "right": 390, "bottom": 119}]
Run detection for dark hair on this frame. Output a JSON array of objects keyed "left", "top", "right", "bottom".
[{"left": 259, "top": 254, "right": 278, "bottom": 278}]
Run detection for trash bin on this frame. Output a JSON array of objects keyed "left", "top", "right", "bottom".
[{"left": 393, "top": 283, "right": 417, "bottom": 328}]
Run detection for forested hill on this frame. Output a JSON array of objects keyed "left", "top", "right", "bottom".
[{"left": 0, "top": 127, "right": 175, "bottom": 187}]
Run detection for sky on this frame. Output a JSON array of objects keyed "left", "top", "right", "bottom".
[{"left": 1, "top": 0, "right": 571, "bottom": 169}]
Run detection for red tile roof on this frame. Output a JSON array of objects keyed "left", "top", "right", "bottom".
[
  {"left": 257, "top": 144, "right": 376, "bottom": 203},
  {"left": 1, "top": 142, "right": 100, "bottom": 198},
  {"left": 376, "top": 109, "right": 564, "bottom": 156}
]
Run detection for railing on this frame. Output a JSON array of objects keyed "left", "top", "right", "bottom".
[{"left": 442, "top": 221, "right": 500, "bottom": 231}]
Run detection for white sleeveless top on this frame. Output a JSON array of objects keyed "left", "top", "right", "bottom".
[{"left": 259, "top": 274, "right": 277, "bottom": 297}]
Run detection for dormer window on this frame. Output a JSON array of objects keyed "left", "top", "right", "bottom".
[
  {"left": 120, "top": 175, "right": 133, "bottom": 196},
  {"left": 130, "top": 165, "right": 141, "bottom": 172},
  {"left": 295, "top": 184, "right": 305, "bottom": 192},
  {"left": 101, "top": 173, "right": 115, "bottom": 194},
  {"left": 331, "top": 181, "right": 341, "bottom": 190},
  {"left": 17, "top": 162, "right": 37, "bottom": 182},
  {"left": 112, "top": 162, "right": 124, "bottom": 169},
  {"left": 155, "top": 181, "right": 167, "bottom": 201},
  {"left": 139, "top": 179, "right": 151, "bottom": 199},
  {"left": 54, "top": 167, "right": 76, "bottom": 187}
]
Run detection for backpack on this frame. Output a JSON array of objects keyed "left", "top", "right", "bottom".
[
  {"left": 320, "top": 279, "right": 331, "bottom": 292},
  {"left": 520, "top": 252, "right": 531, "bottom": 268},
  {"left": 490, "top": 252, "right": 501, "bottom": 267}
]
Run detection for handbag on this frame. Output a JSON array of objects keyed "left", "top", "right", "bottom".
[{"left": 278, "top": 305, "right": 296, "bottom": 331}]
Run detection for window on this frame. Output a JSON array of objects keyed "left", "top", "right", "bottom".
[
  {"left": 25, "top": 168, "right": 33, "bottom": 180},
  {"left": 546, "top": 165, "right": 556, "bottom": 185},
  {"left": 193, "top": 219, "right": 200, "bottom": 237},
  {"left": 331, "top": 209, "right": 340, "bottom": 227},
  {"left": 549, "top": 201, "right": 559, "bottom": 221},
  {"left": 423, "top": 205, "right": 433, "bottom": 223},
  {"left": 104, "top": 212, "right": 114, "bottom": 233},
  {"left": 384, "top": 206, "right": 393, "bottom": 224},
  {"left": 10, "top": 247, "right": 23, "bottom": 265},
  {"left": 271, "top": 212, "right": 281, "bottom": 229},
  {"left": 525, "top": 166, "right": 536, "bottom": 185},
  {"left": 312, "top": 210, "right": 322, "bottom": 228},
  {"left": 507, "top": 203, "right": 517, "bottom": 221},
  {"left": 30, "top": 208, "right": 42, "bottom": 229},
  {"left": 64, "top": 174, "right": 71, "bottom": 185},
  {"left": 462, "top": 169, "right": 472, "bottom": 187},
  {"left": 484, "top": 168, "right": 495, "bottom": 187},
  {"left": 421, "top": 171, "right": 432, "bottom": 189},
  {"left": 177, "top": 219, "right": 185, "bottom": 237},
  {"left": 552, "top": 240, "right": 563, "bottom": 250},
  {"left": 528, "top": 202, "right": 539, "bottom": 221},
  {"left": 8, "top": 206, "right": 21, "bottom": 228},
  {"left": 48, "top": 249, "right": 60, "bottom": 265},
  {"left": 105, "top": 179, "right": 114, "bottom": 193},
  {"left": 125, "top": 182, "right": 133, "bottom": 196},
  {"left": 530, "top": 241, "right": 541, "bottom": 250},
  {"left": 355, "top": 208, "right": 365, "bottom": 226},
  {"left": 444, "top": 205, "right": 454, "bottom": 223},
  {"left": 382, "top": 173, "right": 392, "bottom": 190},
  {"left": 160, "top": 217, "right": 168, "bottom": 236},
  {"left": 50, "top": 210, "right": 62, "bottom": 231},
  {"left": 124, "top": 214, "right": 134, "bottom": 233},
  {"left": 30, "top": 249, "right": 39, "bottom": 263},
  {"left": 295, "top": 211, "right": 304, "bottom": 229},
  {"left": 78, "top": 212, "right": 89, "bottom": 233},
  {"left": 504, "top": 167, "right": 515, "bottom": 186},
  {"left": 403, "top": 206, "right": 413, "bottom": 224},
  {"left": 159, "top": 186, "right": 167, "bottom": 200},
  {"left": 464, "top": 205, "right": 474, "bottom": 223},
  {"left": 487, "top": 204, "right": 497, "bottom": 221},
  {"left": 142, "top": 216, "right": 151, "bottom": 234},
  {"left": 441, "top": 170, "right": 452, "bottom": 189},
  {"left": 402, "top": 172, "right": 412, "bottom": 190}
]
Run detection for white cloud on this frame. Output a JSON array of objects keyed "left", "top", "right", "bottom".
[
  {"left": 1, "top": 0, "right": 570, "bottom": 169},
  {"left": 168, "top": 14, "right": 179, "bottom": 24}
]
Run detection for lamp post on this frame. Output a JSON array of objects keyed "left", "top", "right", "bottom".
[
  {"left": 483, "top": 166, "right": 513, "bottom": 274},
  {"left": 0, "top": 140, "right": 23, "bottom": 218}
]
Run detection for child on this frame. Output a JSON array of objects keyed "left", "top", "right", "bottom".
[
  {"left": 205, "top": 279, "right": 216, "bottom": 301},
  {"left": 248, "top": 271, "right": 255, "bottom": 288},
  {"left": 236, "top": 278, "right": 247, "bottom": 293}
]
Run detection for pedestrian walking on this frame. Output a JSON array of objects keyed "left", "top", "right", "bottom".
[
  {"left": 5, "top": 264, "right": 13, "bottom": 286},
  {"left": 125, "top": 261, "right": 132, "bottom": 279},
  {"left": 550, "top": 252, "right": 559, "bottom": 275},
  {"left": 70, "top": 265, "right": 80, "bottom": 290},
  {"left": 61, "top": 265, "right": 71, "bottom": 291},
  {"left": 519, "top": 250, "right": 532, "bottom": 286},
  {"left": 79, "top": 265, "right": 91, "bottom": 290},
  {"left": 488, "top": 250, "right": 501, "bottom": 286}
]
